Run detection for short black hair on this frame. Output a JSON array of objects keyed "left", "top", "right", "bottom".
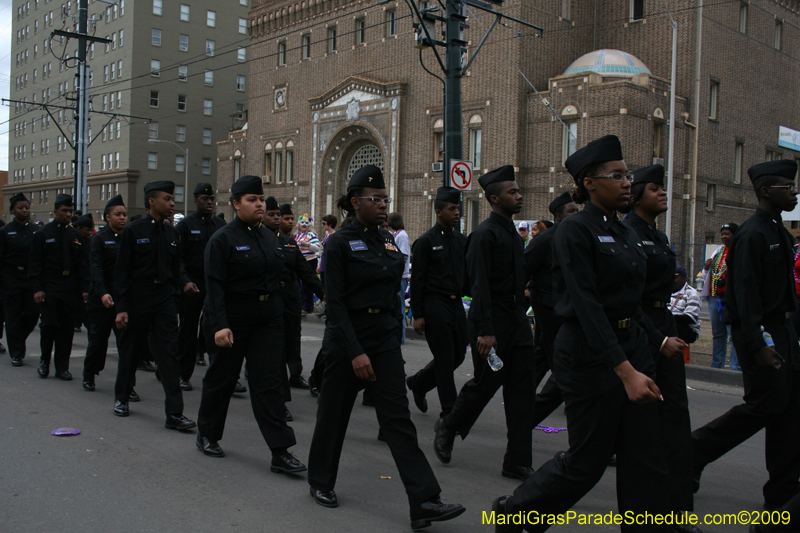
[
  {"left": 104, "top": 203, "right": 126, "bottom": 220},
  {"left": 144, "top": 189, "right": 158, "bottom": 209},
  {"left": 752, "top": 174, "right": 785, "bottom": 201},
  {"left": 229, "top": 192, "right": 243, "bottom": 206},
  {"left": 434, "top": 199, "right": 447, "bottom": 212},
  {"left": 484, "top": 181, "right": 505, "bottom": 206}
]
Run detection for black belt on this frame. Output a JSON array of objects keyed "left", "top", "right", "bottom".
[
  {"left": 232, "top": 293, "right": 272, "bottom": 302},
  {"left": 494, "top": 294, "right": 517, "bottom": 303},
  {"left": 644, "top": 300, "right": 668, "bottom": 309},
  {"left": 62, "top": 270, "right": 70, "bottom": 276}
]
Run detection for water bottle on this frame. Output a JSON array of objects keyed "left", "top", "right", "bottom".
[
  {"left": 487, "top": 347, "right": 503, "bottom": 371},
  {"left": 761, "top": 326, "right": 775, "bottom": 348}
]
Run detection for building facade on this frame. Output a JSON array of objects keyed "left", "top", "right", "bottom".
[{"left": 5, "top": 0, "right": 252, "bottom": 221}]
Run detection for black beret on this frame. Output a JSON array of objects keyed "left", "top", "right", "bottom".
[
  {"left": 348, "top": 165, "right": 385, "bottom": 190},
  {"left": 265, "top": 196, "right": 279, "bottom": 211},
  {"left": 279, "top": 203, "right": 293, "bottom": 216},
  {"left": 748, "top": 160, "right": 798, "bottom": 183},
  {"left": 74, "top": 215, "right": 94, "bottom": 228},
  {"left": 478, "top": 165, "right": 515, "bottom": 190},
  {"left": 144, "top": 181, "right": 175, "bottom": 195},
  {"left": 230, "top": 175, "right": 263, "bottom": 196},
  {"left": 548, "top": 192, "right": 574, "bottom": 215},
  {"left": 565, "top": 135, "right": 624, "bottom": 182},
  {"left": 54, "top": 193, "right": 73, "bottom": 208},
  {"left": 9, "top": 193, "right": 29, "bottom": 208},
  {"left": 435, "top": 187, "right": 460, "bottom": 204},
  {"left": 105, "top": 195, "right": 125, "bottom": 209},
  {"left": 194, "top": 182, "right": 214, "bottom": 196},
  {"left": 631, "top": 164, "right": 664, "bottom": 187}
]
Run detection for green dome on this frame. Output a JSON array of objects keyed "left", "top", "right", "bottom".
[{"left": 564, "top": 49, "right": 651, "bottom": 77}]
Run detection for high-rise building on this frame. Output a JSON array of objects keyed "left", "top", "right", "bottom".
[{"left": 5, "top": 0, "right": 252, "bottom": 221}]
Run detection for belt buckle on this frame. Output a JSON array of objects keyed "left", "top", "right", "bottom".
[
  {"left": 512, "top": 295, "right": 516, "bottom": 302},
  {"left": 280, "top": 282, "right": 286, "bottom": 287},
  {"left": 259, "top": 294, "right": 269, "bottom": 301},
  {"left": 153, "top": 279, "right": 161, "bottom": 284},
  {"left": 62, "top": 270, "right": 69, "bottom": 276},
  {"left": 654, "top": 301, "right": 665, "bottom": 308},
  {"left": 617, "top": 318, "right": 631, "bottom": 329},
  {"left": 450, "top": 295, "right": 457, "bottom": 299},
  {"left": 367, "top": 308, "right": 380, "bottom": 314},
  {"left": 17, "top": 266, "right": 24, "bottom": 271}
]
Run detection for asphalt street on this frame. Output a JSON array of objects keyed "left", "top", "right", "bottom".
[{"left": 0, "top": 320, "right": 767, "bottom": 533}]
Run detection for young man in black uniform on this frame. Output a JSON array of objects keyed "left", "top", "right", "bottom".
[
  {"left": 175, "top": 183, "right": 226, "bottom": 390},
  {"left": 0, "top": 193, "right": 39, "bottom": 366},
  {"left": 692, "top": 160, "right": 800, "bottom": 511},
  {"left": 524, "top": 192, "right": 579, "bottom": 427},
  {"left": 433, "top": 166, "right": 536, "bottom": 481},
  {"left": 29, "top": 193, "right": 89, "bottom": 380},
  {"left": 112, "top": 181, "right": 196, "bottom": 431},
  {"left": 406, "top": 186, "right": 468, "bottom": 417},
  {"left": 73, "top": 215, "right": 94, "bottom": 333}
]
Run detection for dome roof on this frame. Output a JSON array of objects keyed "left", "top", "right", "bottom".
[{"left": 564, "top": 49, "right": 651, "bottom": 78}]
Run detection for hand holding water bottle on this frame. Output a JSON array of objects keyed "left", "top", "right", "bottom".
[{"left": 757, "top": 326, "right": 784, "bottom": 370}]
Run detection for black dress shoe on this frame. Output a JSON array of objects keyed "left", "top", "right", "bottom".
[
  {"left": 310, "top": 386, "right": 320, "bottom": 398},
  {"left": 141, "top": 360, "right": 156, "bottom": 372},
  {"left": 196, "top": 354, "right": 207, "bottom": 366},
  {"left": 233, "top": 380, "right": 247, "bottom": 394},
  {"left": 114, "top": 401, "right": 129, "bottom": 417},
  {"left": 11, "top": 358, "right": 22, "bottom": 367},
  {"left": 165, "top": 414, "right": 197, "bottom": 431},
  {"left": 501, "top": 464, "right": 534, "bottom": 481},
  {"left": 433, "top": 417, "right": 456, "bottom": 464},
  {"left": 492, "top": 496, "right": 523, "bottom": 533},
  {"left": 407, "top": 377, "right": 428, "bottom": 413},
  {"left": 309, "top": 486, "right": 338, "bottom": 508},
  {"left": 270, "top": 451, "right": 307, "bottom": 474},
  {"left": 289, "top": 375, "right": 310, "bottom": 389},
  {"left": 196, "top": 435, "right": 225, "bottom": 457},
  {"left": 410, "top": 498, "right": 466, "bottom": 529},
  {"left": 38, "top": 360, "right": 50, "bottom": 378},
  {"left": 377, "top": 428, "right": 387, "bottom": 442},
  {"left": 608, "top": 454, "right": 617, "bottom": 467},
  {"left": 180, "top": 378, "right": 193, "bottom": 391},
  {"left": 0, "top": 342, "right": 6, "bottom": 353},
  {"left": 362, "top": 389, "right": 375, "bottom": 407},
  {"left": 55, "top": 370, "right": 73, "bottom": 381},
  {"left": 673, "top": 523, "right": 703, "bottom": 533},
  {"left": 82, "top": 376, "right": 95, "bottom": 391},
  {"left": 283, "top": 408, "right": 293, "bottom": 422},
  {"left": 129, "top": 389, "right": 140, "bottom": 402}
]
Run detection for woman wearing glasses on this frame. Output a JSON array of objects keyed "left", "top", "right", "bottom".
[
  {"left": 307, "top": 165, "right": 465, "bottom": 529},
  {"left": 493, "top": 136, "right": 673, "bottom": 532}
]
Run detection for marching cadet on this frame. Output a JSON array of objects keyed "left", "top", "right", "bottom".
[
  {"left": 196, "top": 176, "right": 306, "bottom": 475},
  {"left": 0, "top": 193, "right": 39, "bottom": 366},
  {"left": 692, "top": 160, "right": 800, "bottom": 512},
  {"left": 623, "top": 164, "right": 696, "bottom": 533},
  {"left": 262, "top": 197, "right": 323, "bottom": 421},
  {"left": 175, "top": 183, "right": 225, "bottom": 390},
  {"left": 29, "top": 193, "right": 89, "bottom": 380},
  {"left": 73, "top": 215, "right": 95, "bottom": 333},
  {"left": 112, "top": 181, "right": 196, "bottom": 432},
  {"left": 433, "top": 166, "right": 535, "bottom": 482},
  {"left": 82, "top": 195, "right": 128, "bottom": 392},
  {"left": 307, "top": 165, "right": 465, "bottom": 529},
  {"left": 492, "top": 135, "right": 672, "bottom": 532},
  {"left": 406, "top": 186, "right": 468, "bottom": 417},
  {"left": 525, "top": 192, "right": 579, "bottom": 427}
]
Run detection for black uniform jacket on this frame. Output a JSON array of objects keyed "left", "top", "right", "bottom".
[
  {"left": 176, "top": 211, "right": 226, "bottom": 285},
  {"left": 29, "top": 221, "right": 89, "bottom": 298},
  {"left": 524, "top": 226, "right": 557, "bottom": 312},
  {"left": 278, "top": 233, "right": 324, "bottom": 302},
  {"left": 0, "top": 219, "right": 37, "bottom": 294},
  {"left": 88, "top": 226, "right": 121, "bottom": 307},
  {"left": 410, "top": 222, "right": 466, "bottom": 319}
]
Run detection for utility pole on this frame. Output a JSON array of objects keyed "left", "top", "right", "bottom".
[{"left": 74, "top": 0, "right": 90, "bottom": 214}]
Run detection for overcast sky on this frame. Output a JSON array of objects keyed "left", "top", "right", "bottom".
[{"left": 1, "top": 3, "right": 12, "bottom": 171}]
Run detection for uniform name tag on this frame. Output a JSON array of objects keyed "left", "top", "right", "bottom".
[
  {"left": 236, "top": 245, "right": 250, "bottom": 251},
  {"left": 137, "top": 238, "right": 150, "bottom": 244},
  {"left": 7, "top": 232, "right": 16, "bottom": 235},
  {"left": 770, "top": 244, "right": 781, "bottom": 250},
  {"left": 432, "top": 245, "right": 444, "bottom": 250},
  {"left": 191, "top": 230, "right": 202, "bottom": 234},
  {"left": 642, "top": 240, "right": 655, "bottom": 246},
  {"left": 349, "top": 240, "right": 368, "bottom": 251},
  {"left": 105, "top": 241, "right": 116, "bottom": 245},
  {"left": 598, "top": 236, "right": 615, "bottom": 243},
  {"left": 45, "top": 238, "right": 56, "bottom": 243}
]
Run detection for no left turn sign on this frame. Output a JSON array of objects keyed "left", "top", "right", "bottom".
[{"left": 449, "top": 160, "right": 473, "bottom": 191}]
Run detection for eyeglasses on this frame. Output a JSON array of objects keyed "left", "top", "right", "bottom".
[
  {"left": 588, "top": 172, "right": 634, "bottom": 182},
  {"left": 766, "top": 185, "right": 799, "bottom": 193},
  {"left": 357, "top": 196, "right": 393, "bottom": 205}
]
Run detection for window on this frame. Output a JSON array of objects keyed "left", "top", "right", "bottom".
[
  {"left": 387, "top": 10, "right": 397, "bottom": 37},
  {"left": 103, "top": 65, "right": 108, "bottom": 82},
  {"left": 152, "top": 28, "right": 161, "bottom": 46},
  {"left": 207, "top": 11, "right": 216, "bottom": 27},
  {"left": 176, "top": 125, "right": 186, "bottom": 142},
  {"left": 766, "top": 149, "right": 783, "bottom": 162},
  {"left": 120, "top": 0, "right": 125, "bottom": 16},
  {"left": 116, "top": 121, "right": 121, "bottom": 139},
  {"left": 178, "top": 65, "right": 188, "bottom": 80},
  {"left": 110, "top": 61, "right": 116, "bottom": 80},
  {"left": 356, "top": 18, "right": 366, "bottom": 45},
  {"left": 153, "top": 0, "right": 162, "bottom": 16},
  {"left": 263, "top": 152, "right": 272, "bottom": 182},
  {"left": 562, "top": 0, "right": 570, "bottom": 20},
  {"left": 302, "top": 35, "right": 311, "bottom": 59},
  {"left": 562, "top": 122, "right": 578, "bottom": 163},
  {"left": 178, "top": 94, "right": 187, "bottom": 111},
  {"left": 652, "top": 122, "right": 662, "bottom": 159},
  {"left": 275, "top": 152, "right": 283, "bottom": 183},
  {"left": 150, "top": 59, "right": 161, "bottom": 76},
  {"left": 202, "top": 158, "right": 211, "bottom": 175},
  {"left": 204, "top": 70, "right": 214, "bottom": 86},
  {"left": 706, "top": 184, "right": 716, "bottom": 210},
  {"left": 175, "top": 186, "right": 185, "bottom": 204},
  {"left": 739, "top": 3, "right": 748, "bottom": 34},
  {"left": 150, "top": 91, "right": 159, "bottom": 107},
  {"left": 238, "top": 47, "right": 246, "bottom": 62},
  {"left": 286, "top": 151, "right": 294, "bottom": 183},
  {"left": 278, "top": 41, "right": 286, "bottom": 66},
  {"left": 117, "top": 91, "right": 122, "bottom": 108},
  {"left": 117, "top": 60, "right": 122, "bottom": 77},
  {"left": 148, "top": 152, "right": 158, "bottom": 170},
  {"left": 734, "top": 142, "right": 743, "bottom": 184},
  {"left": 469, "top": 119, "right": 482, "bottom": 169},
  {"left": 149, "top": 121, "right": 159, "bottom": 139},
  {"left": 775, "top": 20, "right": 783, "bottom": 50},
  {"left": 204, "top": 99, "right": 213, "bottom": 116},
  {"left": 206, "top": 40, "right": 215, "bottom": 56},
  {"left": 237, "top": 75, "right": 246, "bottom": 91},
  {"left": 179, "top": 34, "right": 189, "bottom": 52},
  {"left": 239, "top": 18, "right": 247, "bottom": 34},
  {"left": 709, "top": 80, "right": 719, "bottom": 120},
  {"left": 115, "top": 152, "right": 120, "bottom": 169},
  {"left": 203, "top": 128, "right": 212, "bottom": 145},
  {"left": 630, "top": 0, "right": 643, "bottom": 21},
  {"left": 176, "top": 155, "right": 185, "bottom": 173},
  {"left": 327, "top": 27, "right": 337, "bottom": 53},
  {"left": 180, "top": 4, "right": 190, "bottom": 21},
  {"left": 111, "top": 33, "right": 116, "bottom": 49}
]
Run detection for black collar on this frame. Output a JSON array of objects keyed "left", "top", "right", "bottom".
[{"left": 583, "top": 201, "right": 615, "bottom": 231}]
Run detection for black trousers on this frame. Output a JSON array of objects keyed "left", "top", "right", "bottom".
[
  {"left": 83, "top": 304, "right": 121, "bottom": 377},
  {"left": 39, "top": 295, "right": 78, "bottom": 372},
  {"left": 443, "top": 342, "right": 535, "bottom": 467},
  {"left": 4, "top": 290, "right": 39, "bottom": 361},
  {"left": 530, "top": 308, "right": 564, "bottom": 427},
  {"left": 284, "top": 302, "right": 303, "bottom": 377},
  {"left": 406, "top": 296, "right": 468, "bottom": 416},
  {"left": 692, "top": 317, "right": 800, "bottom": 507},
  {"left": 308, "top": 313, "right": 441, "bottom": 508},
  {"left": 298, "top": 258, "right": 318, "bottom": 313},
  {"left": 115, "top": 295, "right": 183, "bottom": 416},
  {"left": 198, "top": 298, "right": 295, "bottom": 451},
  {"left": 506, "top": 385, "right": 671, "bottom": 532},
  {"left": 177, "top": 287, "right": 204, "bottom": 381}
]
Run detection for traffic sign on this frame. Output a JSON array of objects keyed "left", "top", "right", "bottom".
[{"left": 449, "top": 159, "right": 473, "bottom": 191}]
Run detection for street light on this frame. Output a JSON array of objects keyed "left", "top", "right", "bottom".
[
  {"left": 148, "top": 138, "right": 189, "bottom": 216},
  {"left": 659, "top": 0, "right": 678, "bottom": 241}
]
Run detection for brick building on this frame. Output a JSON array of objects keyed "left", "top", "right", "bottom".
[{"left": 217, "top": 0, "right": 800, "bottom": 276}]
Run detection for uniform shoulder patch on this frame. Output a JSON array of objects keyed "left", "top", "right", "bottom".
[{"left": 349, "top": 240, "right": 368, "bottom": 251}]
